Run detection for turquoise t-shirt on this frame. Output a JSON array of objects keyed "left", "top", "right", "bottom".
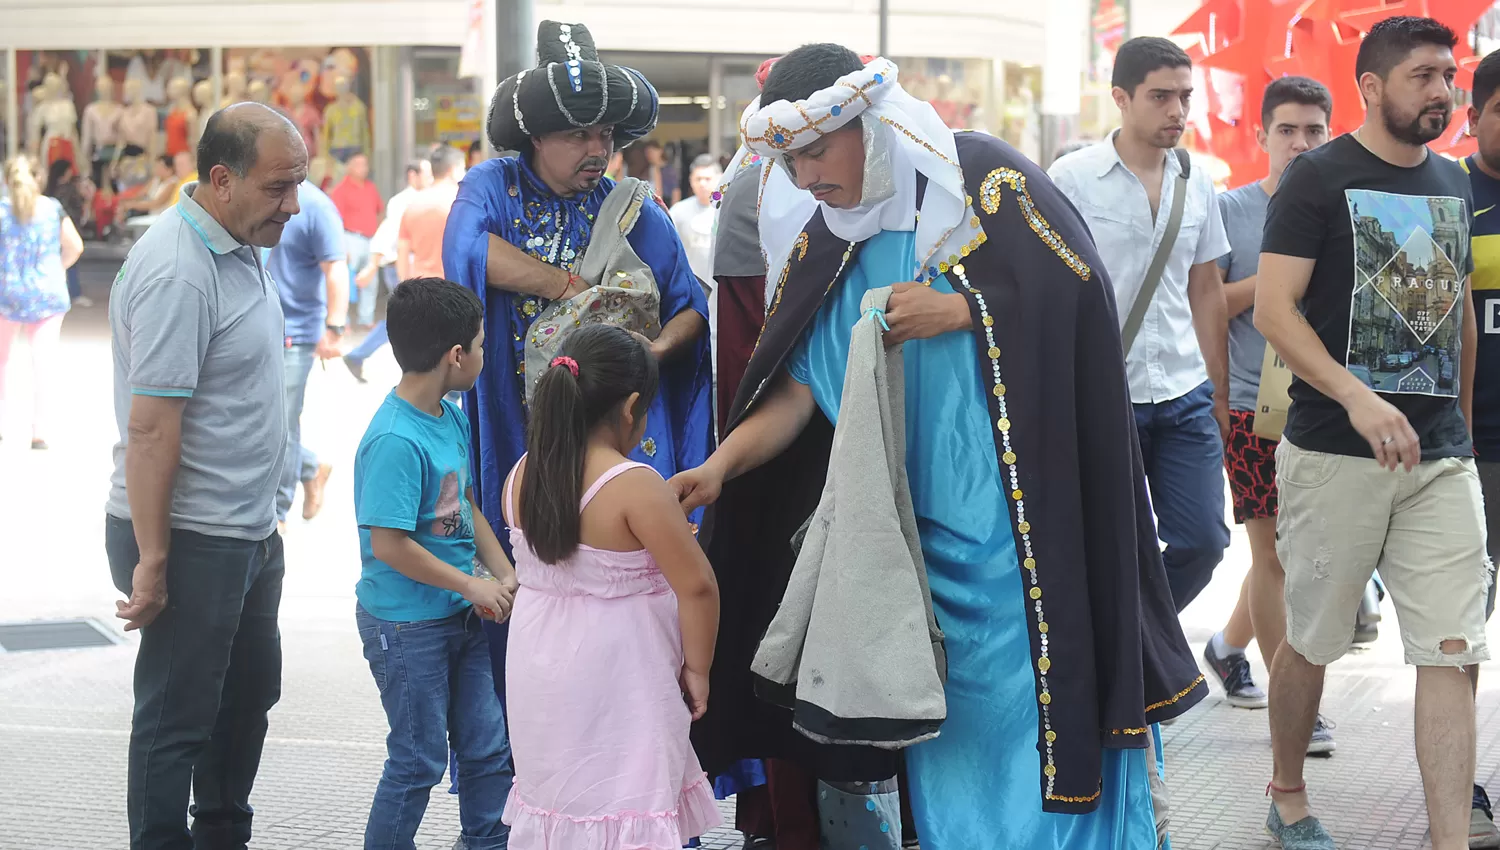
[{"left": 354, "top": 391, "right": 477, "bottom": 622}]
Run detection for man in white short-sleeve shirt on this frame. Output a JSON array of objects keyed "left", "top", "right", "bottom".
[
  {"left": 1049, "top": 36, "right": 1232, "bottom": 613},
  {"left": 104, "top": 103, "right": 307, "bottom": 850}
]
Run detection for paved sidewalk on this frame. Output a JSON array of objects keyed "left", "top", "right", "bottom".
[{"left": 1, "top": 258, "right": 1497, "bottom": 849}]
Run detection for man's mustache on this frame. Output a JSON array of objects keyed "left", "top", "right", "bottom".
[{"left": 576, "top": 157, "right": 609, "bottom": 174}]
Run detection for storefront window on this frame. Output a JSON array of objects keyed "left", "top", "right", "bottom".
[
  {"left": 411, "top": 47, "right": 483, "bottom": 165},
  {"left": 15, "top": 46, "right": 211, "bottom": 230},
  {"left": 999, "top": 63, "right": 1042, "bottom": 163},
  {"left": 719, "top": 62, "right": 760, "bottom": 161},
  {"left": 895, "top": 57, "right": 994, "bottom": 135},
  {"left": 223, "top": 46, "right": 374, "bottom": 188}
]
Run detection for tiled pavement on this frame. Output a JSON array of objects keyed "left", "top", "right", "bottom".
[{"left": 3, "top": 258, "right": 1499, "bottom": 849}]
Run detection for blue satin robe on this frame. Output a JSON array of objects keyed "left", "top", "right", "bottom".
[
  {"left": 443, "top": 157, "right": 713, "bottom": 543},
  {"left": 786, "top": 230, "right": 1159, "bottom": 849}
]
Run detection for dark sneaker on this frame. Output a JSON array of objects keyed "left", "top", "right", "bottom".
[
  {"left": 343, "top": 355, "right": 368, "bottom": 383},
  {"left": 1267, "top": 802, "right": 1336, "bottom": 849},
  {"left": 1204, "top": 640, "right": 1268, "bottom": 708},
  {"left": 1472, "top": 785, "right": 1500, "bottom": 848},
  {"left": 1307, "top": 715, "right": 1336, "bottom": 756}
]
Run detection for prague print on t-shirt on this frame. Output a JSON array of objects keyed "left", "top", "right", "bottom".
[{"left": 1345, "top": 189, "right": 1470, "bottom": 398}]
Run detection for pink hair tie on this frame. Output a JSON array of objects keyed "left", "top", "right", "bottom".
[{"left": 550, "top": 355, "right": 580, "bottom": 377}]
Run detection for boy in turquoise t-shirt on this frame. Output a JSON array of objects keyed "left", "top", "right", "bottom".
[{"left": 353, "top": 276, "right": 517, "bottom": 849}]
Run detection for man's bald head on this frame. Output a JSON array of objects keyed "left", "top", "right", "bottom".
[
  {"left": 198, "top": 102, "right": 305, "bottom": 180},
  {"left": 194, "top": 103, "right": 308, "bottom": 248}
]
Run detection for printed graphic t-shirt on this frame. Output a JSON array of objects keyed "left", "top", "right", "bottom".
[
  {"left": 1262, "top": 134, "right": 1473, "bottom": 461},
  {"left": 1462, "top": 155, "right": 1500, "bottom": 460},
  {"left": 354, "top": 391, "right": 476, "bottom": 622}
]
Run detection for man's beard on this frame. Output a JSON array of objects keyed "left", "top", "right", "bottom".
[{"left": 1382, "top": 99, "right": 1451, "bottom": 146}]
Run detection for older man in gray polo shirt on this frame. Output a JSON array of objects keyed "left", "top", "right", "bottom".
[{"left": 105, "top": 103, "right": 305, "bottom": 850}]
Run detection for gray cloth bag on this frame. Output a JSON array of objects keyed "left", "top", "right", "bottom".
[
  {"left": 523, "top": 177, "right": 661, "bottom": 400},
  {"left": 752, "top": 286, "right": 947, "bottom": 749}
]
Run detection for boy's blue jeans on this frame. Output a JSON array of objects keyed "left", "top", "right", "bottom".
[{"left": 356, "top": 604, "right": 512, "bottom": 850}]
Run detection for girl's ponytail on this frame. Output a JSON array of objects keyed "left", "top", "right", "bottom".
[
  {"left": 519, "top": 326, "right": 659, "bottom": 564},
  {"left": 521, "top": 357, "right": 589, "bottom": 564}
]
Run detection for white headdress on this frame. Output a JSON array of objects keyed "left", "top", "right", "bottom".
[{"left": 716, "top": 57, "right": 986, "bottom": 291}]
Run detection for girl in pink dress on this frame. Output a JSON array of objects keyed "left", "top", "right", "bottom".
[{"left": 501, "top": 325, "right": 723, "bottom": 849}]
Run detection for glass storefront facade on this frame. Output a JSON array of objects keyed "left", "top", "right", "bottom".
[{"left": 410, "top": 46, "right": 484, "bottom": 161}]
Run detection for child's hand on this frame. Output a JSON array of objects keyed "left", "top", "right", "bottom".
[
  {"left": 679, "top": 666, "right": 710, "bottom": 721},
  {"left": 464, "top": 575, "right": 515, "bottom": 623}
]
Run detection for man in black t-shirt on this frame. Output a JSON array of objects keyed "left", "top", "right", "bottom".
[{"left": 1256, "top": 16, "right": 1487, "bottom": 850}]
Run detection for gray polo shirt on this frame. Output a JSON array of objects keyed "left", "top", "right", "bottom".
[{"left": 107, "top": 183, "right": 288, "bottom": 540}]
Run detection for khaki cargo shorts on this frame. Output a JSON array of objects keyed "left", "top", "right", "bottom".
[{"left": 1275, "top": 439, "right": 1491, "bottom": 668}]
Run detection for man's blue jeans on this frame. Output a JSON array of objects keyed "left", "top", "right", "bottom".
[
  {"left": 1132, "top": 380, "right": 1231, "bottom": 612},
  {"left": 348, "top": 232, "right": 376, "bottom": 326},
  {"left": 356, "top": 604, "right": 511, "bottom": 850},
  {"left": 277, "top": 343, "right": 320, "bottom": 521},
  {"left": 349, "top": 266, "right": 398, "bottom": 364},
  {"left": 105, "top": 515, "right": 285, "bottom": 850}
]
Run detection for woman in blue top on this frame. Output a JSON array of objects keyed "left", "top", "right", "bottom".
[{"left": 0, "top": 155, "right": 84, "bottom": 449}]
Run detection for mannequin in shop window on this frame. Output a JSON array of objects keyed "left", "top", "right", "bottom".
[
  {"left": 28, "top": 72, "right": 79, "bottom": 172},
  {"left": 116, "top": 77, "right": 157, "bottom": 157},
  {"left": 285, "top": 64, "right": 327, "bottom": 159},
  {"left": 930, "top": 74, "right": 976, "bottom": 130},
  {"left": 125, "top": 49, "right": 188, "bottom": 105},
  {"left": 163, "top": 77, "right": 197, "bottom": 159},
  {"left": 222, "top": 69, "right": 247, "bottom": 109},
  {"left": 321, "top": 74, "right": 369, "bottom": 164},
  {"left": 80, "top": 75, "right": 122, "bottom": 188},
  {"left": 246, "top": 78, "right": 271, "bottom": 106},
  {"left": 192, "top": 80, "right": 212, "bottom": 148}
]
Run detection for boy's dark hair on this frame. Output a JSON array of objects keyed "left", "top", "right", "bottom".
[
  {"left": 1474, "top": 49, "right": 1500, "bottom": 114},
  {"left": 386, "top": 277, "right": 484, "bottom": 373},
  {"left": 1112, "top": 37, "right": 1192, "bottom": 95},
  {"left": 521, "top": 324, "right": 660, "bottom": 565},
  {"left": 1355, "top": 16, "right": 1456, "bottom": 84},
  {"left": 761, "top": 43, "right": 866, "bottom": 106},
  {"left": 1261, "top": 76, "right": 1333, "bottom": 127}
]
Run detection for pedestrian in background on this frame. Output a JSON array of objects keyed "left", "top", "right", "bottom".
[
  {"left": 267, "top": 174, "right": 348, "bottom": 529},
  {"left": 1205, "top": 75, "right": 1337, "bottom": 752},
  {"left": 1049, "top": 36, "right": 1233, "bottom": 612},
  {"left": 0, "top": 153, "right": 83, "bottom": 448},
  {"left": 344, "top": 157, "right": 432, "bottom": 383},
  {"left": 669, "top": 154, "right": 721, "bottom": 285},
  {"left": 42, "top": 158, "right": 92, "bottom": 306},
  {"left": 327, "top": 152, "right": 383, "bottom": 329},
  {"left": 397, "top": 144, "right": 465, "bottom": 281},
  {"left": 1457, "top": 44, "right": 1500, "bottom": 850},
  {"left": 104, "top": 103, "right": 302, "bottom": 850}
]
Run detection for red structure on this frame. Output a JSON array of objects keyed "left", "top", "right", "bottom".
[{"left": 1173, "top": 0, "right": 1493, "bottom": 187}]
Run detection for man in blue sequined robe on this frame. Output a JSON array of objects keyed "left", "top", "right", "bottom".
[{"left": 442, "top": 21, "right": 713, "bottom": 702}]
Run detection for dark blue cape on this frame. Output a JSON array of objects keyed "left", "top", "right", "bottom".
[{"left": 444, "top": 156, "right": 712, "bottom": 550}]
